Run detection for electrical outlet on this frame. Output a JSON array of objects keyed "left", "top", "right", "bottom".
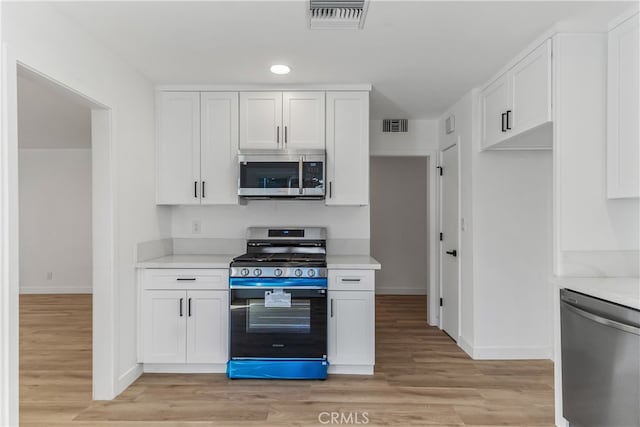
[
  {"left": 192, "top": 220, "right": 201, "bottom": 234},
  {"left": 46, "top": 272, "right": 53, "bottom": 280}
]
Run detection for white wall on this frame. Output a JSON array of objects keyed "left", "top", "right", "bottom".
[
  {"left": 19, "top": 149, "right": 92, "bottom": 293},
  {"left": 439, "top": 90, "right": 553, "bottom": 359},
  {"left": 2, "top": 2, "right": 171, "bottom": 398},
  {"left": 171, "top": 202, "right": 369, "bottom": 241},
  {"left": 370, "top": 157, "right": 428, "bottom": 295},
  {"left": 370, "top": 119, "right": 439, "bottom": 155},
  {"left": 554, "top": 33, "right": 639, "bottom": 277}
]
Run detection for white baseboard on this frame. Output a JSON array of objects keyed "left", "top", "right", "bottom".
[
  {"left": 470, "top": 345, "right": 552, "bottom": 360},
  {"left": 20, "top": 286, "right": 92, "bottom": 294},
  {"left": 143, "top": 363, "right": 227, "bottom": 373},
  {"left": 115, "top": 363, "right": 143, "bottom": 397},
  {"left": 327, "top": 364, "right": 374, "bottom": 375},
  {"left": 376, "top": 286, "right": 427, "bottom": 295},
  {"left": 458, "top": 336, "right": 475, "bottom": 358}
]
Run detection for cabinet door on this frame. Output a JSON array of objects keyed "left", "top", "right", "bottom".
[
  {"left": 510, "top": 40, "right": 552, "bottom": 135},
  {"left": 201, "top": 92, "right": 239, "bottom": 205},
  {"left": 142, "top": 290, "right": 187, "bottom": 363},
  {"left": 325, "top": 92, "right": 369, "bottom": 206},
  {"left": 186, "top": 290, "right": 229, "bottom": 363},
  {"left": 480, "top": 74, "right": 510, "bottom": 150},
  {"left": 608, "top": 15, "right": 639, "bottom": 198},
  {"left": 282, "top": 92, "right": 325, "bottom": 149},
  {"left": 327, "top": 291, "right": 374, "bottom": 365},
  {"left": 157, "top": 92, "right": 201, "bottom": 205},
  {"left": 239, "top": 92, "right": 283, "bottom": 149}
]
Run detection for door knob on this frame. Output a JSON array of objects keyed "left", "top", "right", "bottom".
[{"left": 446, "top": 250, "right": 457, "bottom": 257}]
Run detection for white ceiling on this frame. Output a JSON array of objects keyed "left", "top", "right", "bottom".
[
  {"left": 52, "top": 1, "right": 633, "bottom": 119},
  {"left": 18, "top": 68, "right": 92, "bottom": 149}
]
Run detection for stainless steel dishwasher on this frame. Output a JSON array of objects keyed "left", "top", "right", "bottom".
[{"left": 561, "top": 288, "right": 640, "bottom": 427}]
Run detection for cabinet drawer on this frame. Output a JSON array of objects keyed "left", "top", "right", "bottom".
[
  {"left": 328, "top": 270, "right": 374, "bottom": 291},
  {"left": 142, "top": 269, "right": 229, "bottom": 290}
]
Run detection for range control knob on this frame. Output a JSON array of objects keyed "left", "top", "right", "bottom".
[
  {"left": 307, "top": 269, "right": 316, "bottom": 277},
  {"left": 240, "top": 268, "right": 250, "bottom": 277},
  {"left": 253, "top": 268, "right": 262, "bottom": 277},
  {"left": 274, "top": 268, "right": 283, "bottom": 277},
  {"left": 294, "top": 269, "right": 303, "bottom": 277}
]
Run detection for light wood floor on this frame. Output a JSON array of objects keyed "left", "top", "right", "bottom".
[{"left": 20, "top": 294, "right": 554, "bottom": 426}]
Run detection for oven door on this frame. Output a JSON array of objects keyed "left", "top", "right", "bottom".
[{"left": 230, "top": 278, "right": 327, "bottom": 359}]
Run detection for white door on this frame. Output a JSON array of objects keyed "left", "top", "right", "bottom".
[
  {"left": 156, "top": 92, "right": 201, "bottom": 204},
  {"left": 282, "top": 92, "right": 325, "bottom": 149},
  {"left": 510, "top": 40, "right": 552, "bottom": 134},
  {"left": 325, "top": 92, "right": 369, "bottom": 206},
  {"left": 480, "top": 74, "right": 510, "bottom": 149},
  {"left": 142, "top": 290, "right": 187, "bottom": 363},
  {"left": 186, "top": 290, "right": 229, "bottom": 363},
  {"left": 440, "top": 144, "right": 459, "bottom": 340},
  {"left": 239, "top": 92, "right": 283, "bottom": 149},
  {"left": 327, "top": 291, "right": 374, "bottom": 365},
  {"left": 200, "top": 92, "right": 239, "bottom": 205}
]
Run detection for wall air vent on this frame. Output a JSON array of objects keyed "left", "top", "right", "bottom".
[
  {"left": 309, "top": 0, "right": 369, "bottom": 30},
  {"left": 382, "top": 119, "right": 408, "bottom": 133}
]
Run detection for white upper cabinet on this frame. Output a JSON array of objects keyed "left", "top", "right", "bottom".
[
  {"left": 325, "top": 92, "right": 370, "bottom": 206},
  {"left": 200, "top": 92, "right": 239, "bottom": 205},
  {"left": 607, "top": 14, "right": 639, "bottom": 199},
  {"left": 156, "top": 92, "right": 201, "bottom": 205},
  {"left": 239, "top": 92, "right": 283, "bottom": 149},
  {"left": 157, "top": 91, "right": 239, "bottom": 205},
  {"left": 480, "top": 40, "right": 552, "bottom": 150},
  {"left": 282, "top": 92, "right": 326, "bottom": 149},
  {"left": 480, "top": 74, "right": 510, "bottom": 148},
  {"left": 240, "top": 91, "right": 325, "bottom": 150},
  {"left": 510, "top": 40, "right": 552, "bottom": 133}
]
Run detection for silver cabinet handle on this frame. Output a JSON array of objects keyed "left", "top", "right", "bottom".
[
  {"left": 563, "top": 302, "right": 640, "bottom": 336},
  {"left": 330, "top": 299, "right": 334, "bottom": 318},
  {"left": 285, "top": 126, "right": 288, "bottom": 144},
  {"left": 341, "top": 278, "right": 361, "bottom": 283},
  {"left": 298, "top": 157, "right": 303, "bottom": 195},
  {"left": 277, "top": 126, "right": 280, "bottom": 144}
]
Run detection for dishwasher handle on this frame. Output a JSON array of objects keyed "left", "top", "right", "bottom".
[{"left": 562, "top": 301, "right": 640, "bottom": 336}]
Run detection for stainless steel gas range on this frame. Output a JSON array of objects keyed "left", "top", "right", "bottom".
[{"left": 227, "top": 227, "right": 328, "bottom": 379}]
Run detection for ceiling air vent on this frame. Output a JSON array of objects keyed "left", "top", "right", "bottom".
[
  {"left": 383, "top": 119, "right": 408, "bottom": 133},
  {"left": 309, "top": 0, "right": 369, "bottom": 30}
]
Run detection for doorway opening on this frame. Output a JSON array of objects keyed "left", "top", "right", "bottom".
[
  {"left": 17, "top": 65, "right": 96, "bottom": 416},
  {"left": 370, "top": 156, "right": 429, "bottom": 301}
]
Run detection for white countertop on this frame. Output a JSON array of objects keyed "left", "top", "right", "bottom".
[
  {"left": 327, "top": 255, "right": 381, "bottom": 270},
  {"left": 137, "top": 254, "right": 381, "bottom": 270},
  {"left": 552, "top": 276, "right": 640, "bottom": 310},
  {"left": 136, "top": 254, "right": 237, "bottom": 269}
]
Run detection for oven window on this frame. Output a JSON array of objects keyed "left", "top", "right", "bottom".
[
  {"left": 247, "top": 300, "right": 311, "bottom": 334},
  {"left": 302, "top": 162, "right": 324, "bottom": 189},
  {"left": 240, "top": 162, "right": 299, "bottom": 188}
]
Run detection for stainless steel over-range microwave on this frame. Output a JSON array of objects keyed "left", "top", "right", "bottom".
[{"left": 237, "top": 150, "right": 325, "bottom": 199}]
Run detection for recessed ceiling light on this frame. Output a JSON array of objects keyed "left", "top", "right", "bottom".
[{"left": 270, "top": 64, "right": 291, "bottom": 75}]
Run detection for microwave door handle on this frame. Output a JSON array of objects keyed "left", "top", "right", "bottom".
[{"left": 298, "top": 157, "right": 303, "bottom": 195}]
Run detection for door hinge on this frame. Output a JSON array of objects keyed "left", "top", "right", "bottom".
[
  {"left": 437, "top": 166, "right": 443, "bottom": 176},
  {"left": 439, "top": 232, "right": 443, "bottom": 241},
  {"left": 439, "top": 298, "right": 443, "bottom": 307}
]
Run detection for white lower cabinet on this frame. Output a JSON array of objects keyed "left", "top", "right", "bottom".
[
  {"left": 139, "top": 269, "right": 229, "bottom": 371},
  {"left": 142, "top": 289, "right": 187, "bottom": 364},
  {"left": 327, "top": 269, "right": 375, "bottom": 374}
]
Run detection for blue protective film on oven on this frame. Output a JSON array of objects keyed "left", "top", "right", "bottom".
[
  {"left": 227, "top": 359, "right": 328, "bottom": 380},
  {"left": 229, "top": 277, "right": 328, "bottom": 288}
]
